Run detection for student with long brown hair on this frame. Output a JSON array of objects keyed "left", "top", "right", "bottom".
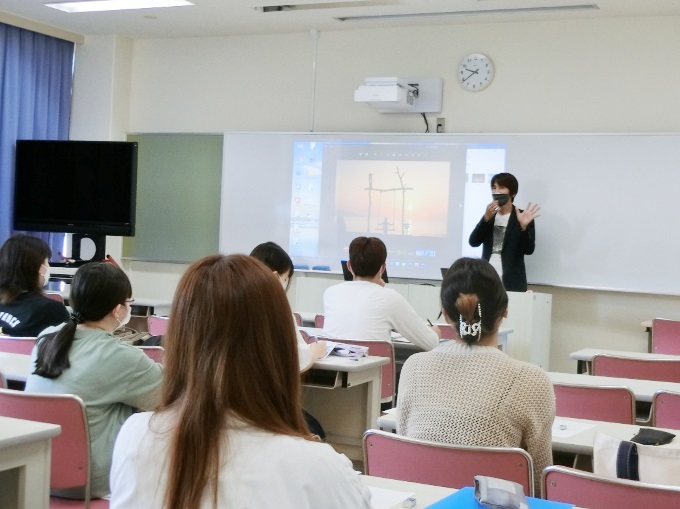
[{"left": 110, "top": 254, "right": 371, "bottom": 509}]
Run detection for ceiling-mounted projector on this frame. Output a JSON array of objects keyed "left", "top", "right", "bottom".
[{"left": 354, "top": 77, "right": 443, "bottom": 114}]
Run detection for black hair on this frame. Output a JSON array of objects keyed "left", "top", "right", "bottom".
[
  {"left": 250, "top": 241, "right": 294, "bottom": 291},
  {"left": 33, "top": 262, "right": 132, "bottom": 378},
  {"left": 490, "top": 172, "right": 519, "bottom": 202},
  {"left": 440, "top": 257, "right": 508, "bottom": 346},
  {"left": 0, "top": 234, "right": 51, "bottom": 303},
  {"left": 348, "top": 237, "right": 386, "bottom": 278}
]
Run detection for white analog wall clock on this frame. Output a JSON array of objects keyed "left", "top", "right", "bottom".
[{"left": 458, "top": 53, "right": 495, "bottom": 91}]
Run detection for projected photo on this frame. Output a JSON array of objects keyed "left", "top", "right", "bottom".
[{"left": 335, "top": 160, "right": 450, "bottom": 237}]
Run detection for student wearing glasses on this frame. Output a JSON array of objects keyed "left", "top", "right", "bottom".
[{"left": 25, "top": 262, "right": 163, "bottom": 500}]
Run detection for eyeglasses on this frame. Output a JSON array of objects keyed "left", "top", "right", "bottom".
[{"left": 125, "top": 299, "right": 135, "bottom": 305}]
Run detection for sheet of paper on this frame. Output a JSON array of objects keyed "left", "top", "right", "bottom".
[
  {"left": 552, "top": 419, "right": 597, "bottom": 438},
  {"left": 367, "top": 486, "right": 415, "bottom": 509}
]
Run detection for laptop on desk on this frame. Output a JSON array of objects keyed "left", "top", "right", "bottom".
[{"left": 341, "top": 260, "right": 388, "bottom": 284}]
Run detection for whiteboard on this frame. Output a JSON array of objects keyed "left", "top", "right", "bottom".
[{"left": 220, "top": 133, "right": 680, "bottom": 295}]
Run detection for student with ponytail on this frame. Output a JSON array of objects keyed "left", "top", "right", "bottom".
[
  {"left": 25, "top": 262, "right": 163, "bottom": 500},
  {"left": 397, "top": 257, "right": 554, "bottom": 490}
]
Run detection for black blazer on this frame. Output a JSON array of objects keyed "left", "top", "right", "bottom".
[{"left": 468, "top": 205, "right": 536, "bottom": 292}]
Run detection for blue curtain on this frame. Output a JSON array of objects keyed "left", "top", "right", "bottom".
[{"left": 0, "top": 22, "right": 74, "bottom": 256}]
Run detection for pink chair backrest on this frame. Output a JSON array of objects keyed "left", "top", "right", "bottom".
[
  {"left": 553, "top": 383, "right": 636, "bottom": 424},
  {"left": 592, "top": 354, "right": 680, "bottom": 383},
  {"left": 45, "top": 292, "right": 65, "bottom": 304},
  {"left": 138, "top": 346, "right": 165, "bottom": 363},
  {"left": 299, "top": 329, "right": 315, "bottom": 345},
  {"left": 438, "top": 324, "right": 457, "bottom": 340},
  {"left": 0, "top": 389, "right": 90, "bottom": 492},
  {"left": 0, "top": 335, "right": 37, "bottom": 355},
  {"left": 543, "top": 466, "right": 680, "bottom": 509},
  {"left": 652, "top": 390, "right": 680, "bottom": 429},
  {"left": 314, "top": 314, "right": 325, "bottom": 328},
  {"left": 652, "top": 319, "right": 680, "bottom": 355},
  {"left": 340, "top": 339, "right": 395, "bottom": 405},
  {"left": 147, "top": 315, "right": 169, "bottom": 336},
  {"left": 293, "top": 312, "right": 303, "bottom": 327},
  {"left": 363, "top": 430, "right": 534, "bottom": 496}
]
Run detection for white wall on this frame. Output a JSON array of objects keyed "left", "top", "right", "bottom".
[{"left": 70, "top": 16, "right": 680, "bottom": 372}]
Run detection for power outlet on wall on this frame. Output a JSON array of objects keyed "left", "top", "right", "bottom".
[{"left": 436, "top": 117, "right": 445, "bottom": 133}]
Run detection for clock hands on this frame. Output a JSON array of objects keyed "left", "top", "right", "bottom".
[{"left": 461, "top": 67, "right": 479, "bottom": 83}]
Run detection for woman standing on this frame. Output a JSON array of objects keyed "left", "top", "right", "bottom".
[{"left": 469, "top": 173, "right": 540, "bottom": 292}]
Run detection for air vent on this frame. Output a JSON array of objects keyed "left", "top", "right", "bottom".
[
  {"left": 255, "top": 1, "right": 395, "bottom": 13},
  {"left": 336, "top": 4, "right": 600, "bottom": 22}
]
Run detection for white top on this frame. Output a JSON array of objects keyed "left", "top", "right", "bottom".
[
  {"left": 110, "top": 412, "right": 372, "bottom": 509},
  {"left": 295, "top": 323, "right": 313, "bottom": 371},
  {"left": 322, "top": 281, "right": 438, "bottom": 351}
]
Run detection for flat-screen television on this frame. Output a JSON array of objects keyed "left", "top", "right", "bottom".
[{"left": 13, "top": 140, "right": 138, "bottom": 236}]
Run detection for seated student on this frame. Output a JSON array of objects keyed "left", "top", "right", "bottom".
[
  {"left": 397, "top": 257, "right": 555, "bottom": 490},
  {"left": 0, "top": 234, "right": 69, "bottom": 336},
  {"left": 250, "top": 241, "right": 328, "bottom": 439},
  {"left": 250, "top": 241, "right": 326, "bottom": 371},
  {"left": 322, "top": 236, "right": 440, "bottom": 350},
  {"left": 110, "top": 255, "right": 372, "bottom": 509},
  {"left": 25, "top": 262, "right": 163, "bottom": 499}
]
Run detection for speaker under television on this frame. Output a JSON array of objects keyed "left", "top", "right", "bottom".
[{"left": 13, "top": 139, "right": 138, "bottom": 264}]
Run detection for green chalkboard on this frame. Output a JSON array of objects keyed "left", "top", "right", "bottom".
[{"left": 123, "top": 134, "right": 223, "bottom": 262}]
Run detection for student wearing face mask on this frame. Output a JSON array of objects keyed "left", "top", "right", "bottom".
[
  {"left": 469, "top": 172, "right": 541, "bottom": 292},
  {"left": 0, "top": 233, "right": 69, "bottom": 336},
  {"left": 25, "top": 262, "right": 163, "bottom": 501}
]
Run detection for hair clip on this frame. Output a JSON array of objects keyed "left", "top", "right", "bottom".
[
  {"left": 459, "top": 303, "right": 483, "bottom": 341},
  {"left": 70, "top": 311, "right": 84, "bottom": 324}
]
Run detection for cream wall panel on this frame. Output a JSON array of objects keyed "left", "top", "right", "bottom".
[
  {"left": 69, "top": 16, "right": 680, "bottom": 370},
  {"left": 129, "top": 33, "right": 314, "bottom": 132}
]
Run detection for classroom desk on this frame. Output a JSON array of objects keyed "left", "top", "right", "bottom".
[
  {"left": 550, "top": 416, "right": 680, "bottom": 455},
  {"left": 0, "top": 416, "right": 61, "bottom": 509},
  {"left": 376, "top": 411, "right": 679, "bottom": 457},
  {"left": 642, "top": 319, "right": 653, "bottom": 351},
  {"left": 570, "top": 348, "right": 680, "bottom": 374},
  {"left": 361, "top": 475, "right": 455, "bottom": 508},
  {"left": 0, "top": 352, "right": 31, "bottom": 384},
  {"left": 302, "top": 355, "right": 388, "bottom": 461},
  {"left": 548, "top": 371, "right": 680, "bottom": 403}
]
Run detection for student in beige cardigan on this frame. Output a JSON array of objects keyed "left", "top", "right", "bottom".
[{"left": 397, "top": 257, "right": 555, "bottom": 491}]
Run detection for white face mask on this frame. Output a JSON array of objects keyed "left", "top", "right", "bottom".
[
  {"left": 115, "top": 304, "right": 132, "bottom": 330},
  {"left": 40, "top": 264, "right": 51, "bottom": 287}
]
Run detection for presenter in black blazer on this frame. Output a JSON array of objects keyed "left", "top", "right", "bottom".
[{"left": 469, "top": 173, "right": 540, "bottom": 292}]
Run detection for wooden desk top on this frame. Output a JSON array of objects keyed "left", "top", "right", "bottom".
[
  {"left": 376, "top": 412, "right": 680, "bottom": 456},
  {"left": 551, "top": 416, "right": 680, "bottom": 455},
  {"left": 312, "top": 355, "right": 389, "bottom": 372},
  {"left": 0, "top": 416, "right": 61, "bottom": 449},
  {"left": 361, "top": 475, "right": 454, "bottom": 508},
  {"left": 549, "top": 371, "right": 680, "bottom": 402},
  {"left": 570, "top": 348, "right": 680, "bottom": 362},
  {"left": 0, "top": 352, "right": 31, "bottom": 383}
]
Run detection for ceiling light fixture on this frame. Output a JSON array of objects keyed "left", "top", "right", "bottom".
[{"left": 45, "top": 0, "right": 194, "bottom": 14}]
